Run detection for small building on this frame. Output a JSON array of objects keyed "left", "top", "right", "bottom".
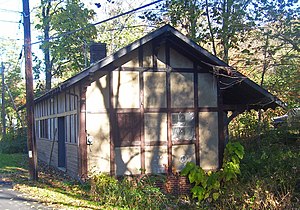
[{"left": 33, "top": 25, "right": 283, "bottom": 179}]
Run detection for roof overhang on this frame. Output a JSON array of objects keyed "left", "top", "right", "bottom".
[{"left": 19, "top": 24, "right": 284, "bottom": 112}]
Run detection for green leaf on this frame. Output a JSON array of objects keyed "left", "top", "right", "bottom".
[
  {"left": 213, "top": 192, "right": 220, "bottom": 200},
  {"left": 181, "top": 162, "right": 195, "bottom": 176},
  {"left": 241, "top": 49, "right": 250, "bottom": 54}
]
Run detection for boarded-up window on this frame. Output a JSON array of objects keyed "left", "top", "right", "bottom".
[
  {"left": 171, "top": 112, "right": 195, "bottom": 141},
  {"left": 115, "top": 113, "right": 141, "bottom": 147},
  {"left": 170, "top": 72, "right": 194, "bottom": 108},
  {"left": 144, "top": 72, "right": 167, "bottom": 108},
  {"left": 40, "top": 119, "right": 49, "bottom": 139}
]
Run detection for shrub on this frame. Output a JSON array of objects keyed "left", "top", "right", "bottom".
[
  {"left": 0, "top": 128, "right": 27, "bottom": 154},
  {"left": 181, "top": 142, "right": 244, "bottom": 202},
  {"left": 90, "top": 173, "right": 170, "bottom": 209}
]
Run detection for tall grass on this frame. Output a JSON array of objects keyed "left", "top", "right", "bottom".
[{"left": 214, "top": 130, "right": 300, "bottom": 209}]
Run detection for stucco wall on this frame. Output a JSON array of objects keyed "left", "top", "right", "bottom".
[
  {"left": 115, "top": 146, "right": 141, "bottom": 175},
  {"left": 199, "top": 112, "right": 219, "bottom": 170},
  {"left": 86, "top": 113, "right": 110, "bottom": 174},
  {"left": 85, "top": 43, "right": 220, "bottom": 176}
]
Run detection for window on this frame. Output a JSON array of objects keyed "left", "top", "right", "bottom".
[
  {"left": 115, "top": 113, "right": 141, "bottom": 147},
  {"left": 171, "top": 112, "right": 195, "bottom": 141},
  {"left": 40, "top": 119, "right": 49, "bottom": 139}
]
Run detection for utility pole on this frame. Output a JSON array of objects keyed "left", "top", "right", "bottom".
[
  {"left": 23, "top": 0, "right": 38, "bottom": 180},
  {"left": 1, "top": 62, "right": 6, "bottom": 138}
]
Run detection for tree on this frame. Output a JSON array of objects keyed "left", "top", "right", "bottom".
[
  {"left": 142, "top": 0, "right": 254, "bottom": 63},
  {"left": 96, "top": 0, "right": 149, "bottom": 54},
  {"left": 0, "top": 40, "right": 26, "bottom": 131},
  {"left": 35, "top": 0, "right": 97, "bottom": 91}
]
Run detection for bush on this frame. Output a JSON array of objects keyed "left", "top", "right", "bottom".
[
  {"left": 90, "top": 173, "right": 170, "bottom": 209},
  {"left": 0, "top": 128, "right": 27, "bottom": 154},
  {"left": 215, "top": 132, "right": 300, "bottom": 209}
]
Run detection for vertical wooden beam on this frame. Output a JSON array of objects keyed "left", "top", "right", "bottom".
[
  {"left": 217, "top": 76, "right": 225, "bottom": 168},
  {"left": 79, "top": 84, "right": 87, "bottom": 179},
  {"left": 165, "top": 42, "right": 172, "bottom": 174},
  {"left": 194, "top": 65, "right": 200, "bottom": 165},
  {"left": 139, "top": 47, "right": 145, "bottom": 174},
  {"left": 109, "top": 72, "right": 115, "bottom": 176},
  {"left": 152, "top": 41, "right": 158, "bottom": 69}
]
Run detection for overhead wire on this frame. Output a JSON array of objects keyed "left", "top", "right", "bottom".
[
  {"left": 0, "top": 8, "right": 21, "bottom": 13},
  {"left": 27, "top": 0, "right": 164, "bottom": 46}
]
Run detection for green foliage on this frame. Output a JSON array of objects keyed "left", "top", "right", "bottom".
[
  {"left": 181, "top": 142, "right": 245, "bottom": 202},
  {"left": 0, "top": 129, "right": 27, "bottom": 154},
  {"left": 35, "top": 0, "right": 97, "bottom": 89},
  {"left": 0, "top": 40, "right": 26, "bottom": 129},
  {"left": 215, "top": 132, "right": 300, "bottom": 209},
  {"left": 90, "top": 173, "right": 170, "bottom": 209}
]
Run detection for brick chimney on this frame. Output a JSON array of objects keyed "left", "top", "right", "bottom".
[{"left": 90, "top": 43, "right": 107, "bottom": 64}]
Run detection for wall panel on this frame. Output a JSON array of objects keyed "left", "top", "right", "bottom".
[
  {"left": 144, "top": 146, "right": 167, "bottom": 174},
  {"left": 198, "top": 73, "right": 217, "bottom": 107},
  {"left": 112, "top": 71, "right": 140, "bottom": 108},
  {"left": 199, "top": 112, "right": 219, "bottom": 170}
]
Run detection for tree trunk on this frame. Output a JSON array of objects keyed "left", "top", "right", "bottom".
[
  {"left": 258, "top": 30, "right": 270, "bottom": 141},
  {"left": 42, "top": 0, "right": 52, "bottom": 90},
  {"left": 205, "top": 0, "right": 217, "bottom": 56}
]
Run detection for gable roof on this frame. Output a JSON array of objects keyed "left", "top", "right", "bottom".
[{"left": 33, "top": 24, "right": 284, "bottom": 111}]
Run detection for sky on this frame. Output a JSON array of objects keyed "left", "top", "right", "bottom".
[
  {"left": 0, "top": 0, "right": 102, "bottom": 59},
  {"left": 0, "top": 0, "right": 153, "bottom": 62}
]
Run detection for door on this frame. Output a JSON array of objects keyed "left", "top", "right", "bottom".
[{"left": 58, "top": 117, "right": 66, "bottom": 168}]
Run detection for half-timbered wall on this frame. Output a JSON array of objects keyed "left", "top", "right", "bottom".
[
  {"left": 34, "top": 86, "right": 80, "bottom": 177},
  {"left": 86, "top": 73, "right": 110, "bottom": 173},
  {"left": 86, "top": 42, "right": 220, "bottom": 176}
]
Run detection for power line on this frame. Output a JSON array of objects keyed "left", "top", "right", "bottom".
[
  {"left": 0, "top": 8, "right": 21, "bottom": 13},
  {"left": 0, "top": 19, "right": 20, "bottom": 23},
  {"left": 28, "top": 0, "right": 164, "bottom": 46}
]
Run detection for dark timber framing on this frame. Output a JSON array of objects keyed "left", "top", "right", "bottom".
[
  {"left": 79, "top": 84, "right": 87, "bottom": 179},
  {"left": 165, "top": 41, "right": 172, "bottom": 174},
  {"left": 109, "top": 72, "right": 115, "bottom": 176},
  {"left": 193, "top": 62, "right": 200, "bottom": 165},
  {"left": 217, "top": 76, "right": 225, "bottom": 168},
  {"left": 29, "top": 24, "right": 283, "bottom": 180},
  {"left": 139, "top": 46, "right": 145, "bottom": 173}
]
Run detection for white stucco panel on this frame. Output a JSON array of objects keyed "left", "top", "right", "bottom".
[
  {"left": 170, "top": 48, "right": 193, "bottom": 68},
  {"left": 144, "top": 72, "right": 167, "bottom": 108},
  {"left": 199, "top": 112, "right": 219, "bottom": 170},
  {"left": 145, "top": 146, "right": 168, "bottom": 174},
  {"left": 115, "top": 146, "right": 141, "bottom": 176},
  {"left": 198, "top": 73, "right": 218, "bottom": 107},
  {"left": 112, "top": 71, "right": 140, "bottom": 108},
  {"left": 86, "top": 113, "right": 110, "bottom": 173},
  {"left": 86, "top": 74, "right": 109, "bottom": 111},
  {"left": 172, "top": 145, "right": 196, "bottom": 171}
]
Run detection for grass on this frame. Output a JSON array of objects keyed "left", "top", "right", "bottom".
[
  {"left": 0, "top": 129, "right": 299, "bottom": 209},
  {"left": 0, "top": 153, "right": 28, "bottom": 174}
]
